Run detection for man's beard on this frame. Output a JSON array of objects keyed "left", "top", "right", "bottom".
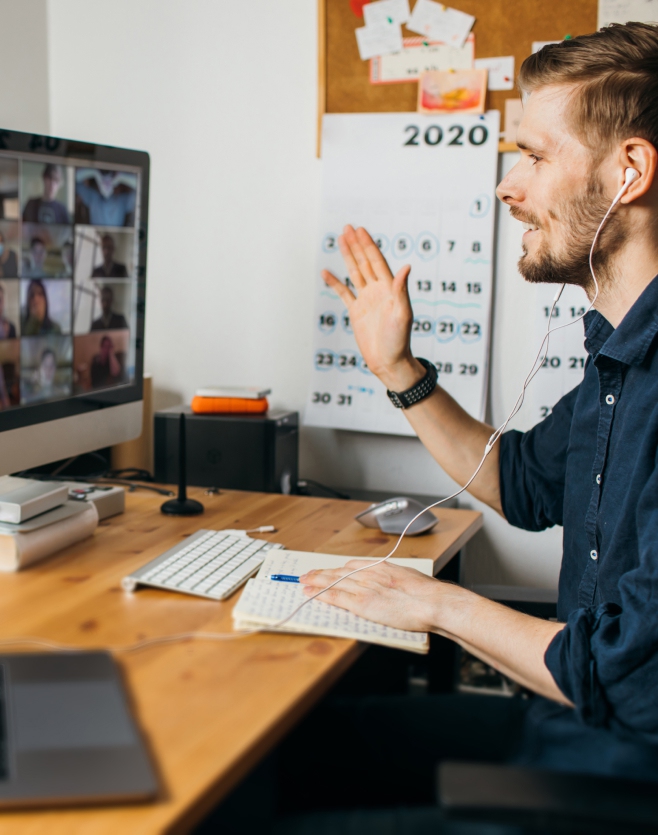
[{"left": 512, "top": 175, "right": 627, "bottom": 291}]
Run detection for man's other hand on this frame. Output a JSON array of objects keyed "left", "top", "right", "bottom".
[{"left": 300, "top": 559, "right": 444, "bottom": 633}]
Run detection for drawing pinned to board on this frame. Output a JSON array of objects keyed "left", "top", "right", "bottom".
[
  {"left": 474, "top": 56, "right": 515, "bottom": 91},
  {"left": 362, "top": 0, "right": 411, "bottom": 26},
  {"left": 356, "top": 20, "right": 404, "bottom": 59},
  {"left": 370, "top": 34, "right": 475, "bottom": 84},
  {"left": 417, "top": 69, "right": 487, "bottom": 113},
  {"left": 598, "top": 0, "right": 658, "bottom": 28},
  {"left": 407, "top": 0, "right": 475, "bottom": 49}
]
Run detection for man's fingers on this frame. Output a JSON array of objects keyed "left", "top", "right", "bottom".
[
  {"left": 342, "top": 225, "right": 379, "bottom": 284},
  {"left": 322, "top": 269, "right": 355, "bottom": 305},
  {"left": 355, "top": 226, "right": 394, "bottom": 282},
  {"left": 393, "top": 264, "right": 412, "bottom": 293},
  {"left": 302, "top": 585, "right": 357, "bottom": 611},
  {"left": 300, "top": 568, "right": 345, "bottom": 586},
  {"left": 337, "top": 234, "right": 367, "bottom": 290}
]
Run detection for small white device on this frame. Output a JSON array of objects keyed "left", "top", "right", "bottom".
[
  {"left": 195, "top": 386, "right": 271, "bottom": 399},
  {"left": 355, "top": 497, "right": 438, "bottom": 535},
  {"left": 64, "top": 483, "right": 126, "bottom": 520},
  {"left": 122, "top": 530, "right": 284, "bottom": 600}
]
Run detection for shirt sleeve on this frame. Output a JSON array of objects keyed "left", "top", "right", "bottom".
[
  {"left": 498, "top": 383, "right": 580, "bottom": 532},
  {"left": 545, "top": 448, "right": 658, "bottom": 744}
]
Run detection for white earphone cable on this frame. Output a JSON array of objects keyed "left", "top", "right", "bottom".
[{"left": 0, "top": 176, "right": 631, "bottom": 655}]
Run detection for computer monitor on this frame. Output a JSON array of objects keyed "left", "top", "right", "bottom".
[{"left": 0, "top": 129, "right": 149, "bottom": 475}]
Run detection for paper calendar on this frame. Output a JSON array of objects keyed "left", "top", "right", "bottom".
[
  {"left": 306, "top": 112, "right": 500, "bottom": 436},
  {"left": 528, "top": 284, "right": 589, "bottom": 424}
]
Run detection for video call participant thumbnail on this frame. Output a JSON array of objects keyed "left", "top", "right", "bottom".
[
  {"left": 0, "top": 282, "right": 17, "bottom": 339},
  {"left": 0, "top": 228, "right": 18, "bottom": 278},
  {"left": 21, "top": 279, "right": 70, "bottom": 336},
  {"left": 22, "top": 224, "right": 72, "bottom": 278},
  {"left": 91, "top": 286, "right": 128, "bottom": 331},
  {"left": 92, "top": 334, "right": 126, "bottom": 388},
  {"left": 0, "top": 158, "right": 19, "bottom": 221},
  {"left": 75, "top": 168, "right": 137, "bottom": 227},
  {"left": 74, "top": 330, "right": 129, "bottom": 393},
  {"left": 20, "top": 335, "right": 73, "bottom": 405},
  {"left": 0, "top": 338, "right": 19, "bottom": 408},
  {"left": 92, "top": 233, "right": 128, "bottom": 278},
  {"left": 22, "top": 163, "right": 71, "bottom": 224}
]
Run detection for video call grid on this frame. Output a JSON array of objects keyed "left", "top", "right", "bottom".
[{"left": 0, "top": 156, "right": 140, "bottom": 408}]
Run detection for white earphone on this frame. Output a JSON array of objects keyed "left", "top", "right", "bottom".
[{"left": 612, "top": 167, "right": 639, "bottom": 206}]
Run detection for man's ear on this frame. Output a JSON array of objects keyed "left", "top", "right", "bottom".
[{"left": 619, "top": 138, "right": 658, "bottom": 203}]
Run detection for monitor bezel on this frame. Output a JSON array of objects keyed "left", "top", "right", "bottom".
[{"left": 0, "top": 128, "right": 149, "bottom": 433}]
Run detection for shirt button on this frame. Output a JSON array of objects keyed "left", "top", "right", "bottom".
[
  {"left": 590, "top": 550, "right": 598, "bottom": 560},
  {"left": 596, "top": 474, "right": 601, "bottom": 485},
  {"left": 605, "top": 394, "right": 615, "bottom": 405}
]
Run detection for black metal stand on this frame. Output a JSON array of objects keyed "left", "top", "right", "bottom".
[{"left": 160, "top": 412, "right": 204, "bottom": 516}]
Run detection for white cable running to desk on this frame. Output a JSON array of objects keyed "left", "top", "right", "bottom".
[{"left": 0, "top": 192, "right": 621, "bottom": 655}]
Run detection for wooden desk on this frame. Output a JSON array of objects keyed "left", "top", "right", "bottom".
[{"left": 0, "top": 489, "right": 482, "bottom": 834}]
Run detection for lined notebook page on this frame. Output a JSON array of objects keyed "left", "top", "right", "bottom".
[{"left": 233, "top": 551, "right": 432, "bottom": 654}]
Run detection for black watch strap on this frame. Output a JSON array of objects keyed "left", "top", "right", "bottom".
[{"left": 386, "top": 358, "right": 438, "bottom": 409}]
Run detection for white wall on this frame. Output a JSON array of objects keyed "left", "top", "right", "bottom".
[
  {"left": 45, "top": 1, "right": 563, "bottom": 588},
  {"left": 0, "top": 0, "right": 49, "bottom": 133},
  {"left": 47, "top": 0, "right": 321, "bottom": 414}
]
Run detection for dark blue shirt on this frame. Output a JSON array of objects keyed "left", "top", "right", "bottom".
[{"left": 499, "top": 275, "right": 658, "bottom": 781}]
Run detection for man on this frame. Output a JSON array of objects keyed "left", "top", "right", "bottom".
[
  {"left": 91, "top": 286, "right": 128, "bottom": 331},
  {"left": 0, "top": 230, "right": 18, "bottom": 278},
  {"left": 22, "top": 164, "right": 70, "bottom": 224},
  {"left": 90, "top": 335, "right": 125, "bottom": 389},
  {"left": 22, "top": 237, "right": 47, "bottom": 279},
  {"left": 281, "top": 22, "right": 658, "bottom": 834},
  {"left": 76, "top": 169, "right": 136, "bottom": 227},
  {"left": 0, "top": 283, "right": 17, "bottom": 339},
  {"left": 91, "top": 234, "right": 128, "bottom": 278}
]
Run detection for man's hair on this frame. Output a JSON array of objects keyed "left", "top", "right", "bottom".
[
  {"left": 519, "top": 22, "right": 658, "bottom": 153},
  {"left": 42, "top": 163, "right": 62, "bottom": 180}
]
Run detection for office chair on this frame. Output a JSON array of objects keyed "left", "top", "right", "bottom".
[
  {"left": 440, "top": 585, "right": 658, "bottom": 834},
  {"left": 437, "top": 760, "right": 658, "bottom": 834}
]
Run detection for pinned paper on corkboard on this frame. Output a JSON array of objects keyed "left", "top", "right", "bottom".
[{"left": 417, "top": 68, "right": 487, "bottom": 114}]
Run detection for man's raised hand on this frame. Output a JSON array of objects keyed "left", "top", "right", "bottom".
[{"left": 321, "top": 225, "right": 423, "bottom": 390}]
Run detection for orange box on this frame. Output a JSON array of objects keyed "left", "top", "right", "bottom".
[{"left": 190, "top": 396, "right": 269, "bottom": 415}]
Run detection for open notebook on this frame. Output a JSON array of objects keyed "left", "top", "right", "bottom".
[{"left": 232, "top": 551, "right": 433, "bottom": 654}]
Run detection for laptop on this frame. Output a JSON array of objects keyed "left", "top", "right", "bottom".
[{"left": 0, "top": 651, "right": 158, "bottom": 807}]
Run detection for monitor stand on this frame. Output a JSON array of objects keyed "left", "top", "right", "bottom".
[{"left": 160, "top": 413, "right": 204, "bottom": 516}]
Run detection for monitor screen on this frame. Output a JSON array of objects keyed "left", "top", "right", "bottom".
[{"left": 0, "top": 130, "right": 148, "bottom": 435}]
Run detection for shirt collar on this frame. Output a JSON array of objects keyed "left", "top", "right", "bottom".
[{"left": 583, "top": 274, "right": 658, "bottom": 366}]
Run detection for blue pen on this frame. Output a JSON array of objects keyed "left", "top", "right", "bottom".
[{"left": 269, "top": 574, "right": 300, "bottom": 583}]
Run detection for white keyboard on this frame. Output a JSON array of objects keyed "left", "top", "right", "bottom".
[{"left": 121, "top": 530, "right": 284, "bottom": 601}]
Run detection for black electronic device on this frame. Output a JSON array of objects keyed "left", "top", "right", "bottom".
[
  {"left": 154, "top": 407, "right": 298, "bottom": 493},
  {"left": 160, "top": 412, "right": 204, "bottom": 516},
  {"left": 0, "top": 651, "right": 157, "bottom": 807}
]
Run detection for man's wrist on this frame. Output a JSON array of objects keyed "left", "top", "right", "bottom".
[
  {"left": 428, "top": 583, "right": 479, "bottom": 636},
  {"left": 379, "top": 357, "right": 426, "bottom": 392}
]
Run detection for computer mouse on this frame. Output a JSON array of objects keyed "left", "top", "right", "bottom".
[{"left": 354, "top": 497, "right": 438, "bottom": 536}]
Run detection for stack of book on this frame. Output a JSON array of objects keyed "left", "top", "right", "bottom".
[
  {"left": 0, "top": 477, "right": 98, "bottom": 571},
  {"left": 191, "top": 386, "right": 271, "bottom": 415}
]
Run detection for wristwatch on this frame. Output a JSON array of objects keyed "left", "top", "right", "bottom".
[{"left": 386, "top": 358, "right": 438, "bottom": 409}]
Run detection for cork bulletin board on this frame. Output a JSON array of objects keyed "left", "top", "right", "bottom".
[{"left": 318, "top": 0, "right": 598, "bottom": 151}]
